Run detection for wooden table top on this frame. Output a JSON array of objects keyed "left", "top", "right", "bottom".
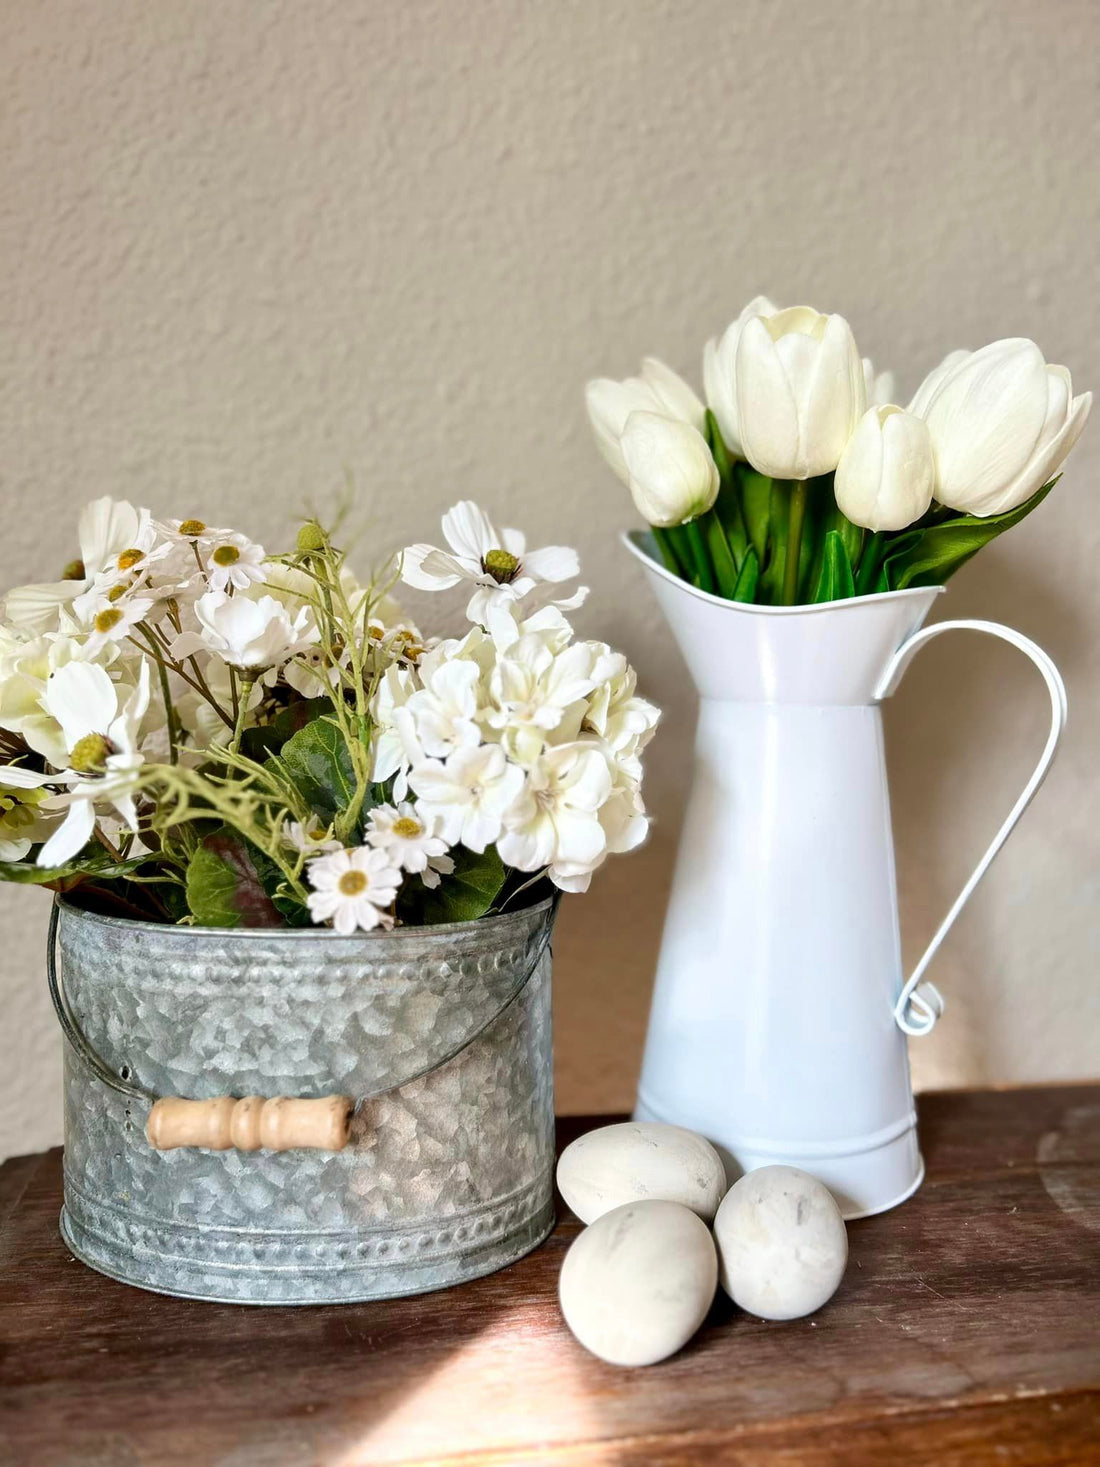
[{"left": 1, "top": 1085, "right": 1098, "bottom": 1466}]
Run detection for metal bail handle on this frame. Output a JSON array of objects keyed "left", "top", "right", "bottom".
[{"left": 874, "top": 619, "right": 1067, "bottom": 1038}]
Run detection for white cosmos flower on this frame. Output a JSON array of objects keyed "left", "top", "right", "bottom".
[
  {"left": 365, "top": 802, "right": 454, "bottom": 888},
  {"left": 204, "top": 533, "right": 268, "bottom": 594},
  {"left": 305, "top": 846, "right": 401, "bottom": 934},
  {"left": 404, "top": 658, "right": 483, "bottom": 759},
  {"left": 497, "top": 743, "right": 612, "bottom": 884},
  {"left": 401, "top": 501, "right": 583, "bottom": 624},
  {"left": 0, "top": 634, "right": 134, "bottom": 768},
  {"left": 35, "top": 660, "right": 151, "bottom": 867},
  {"left": 3, "top": 498, "right": 155, "bottom": 633},
  {"left": 409, "top": 743, "right": 525, "bottom": 853},
  {"left": 173, "top": 591, "right": 318, "bottom": 672}
]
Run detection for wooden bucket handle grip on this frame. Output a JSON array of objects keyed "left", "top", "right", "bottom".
[{"left": 146, "top": 1096, "right": 353, "bottom": 1152}]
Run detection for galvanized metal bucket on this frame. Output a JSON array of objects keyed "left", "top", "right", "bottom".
[{"left": 50, "top": 893, "right": 558, "bottom": 1304}]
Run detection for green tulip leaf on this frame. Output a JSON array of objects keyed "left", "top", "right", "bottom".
[
  {"left": 737, "top": 466, "right": 773, "bottom": 566},
  {"left": 701, "top": 508, "right": 739, "bottom": 598},
  {"left": 732, "top": 547, "right": 759, "bottom": 603},
  {"left": 813, "top": 530, "right": 856, "bottom": 602},
  {"left": 876, "top": 480, "right": 1056, "bottom": 592}
]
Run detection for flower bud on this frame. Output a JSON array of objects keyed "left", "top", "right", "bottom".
[
  {"left": 735, "top": 307, "right": 866, "bottom": 480},
  {"left": 619, "top": 411, "right": 719, "bottom": 528},
  {"left": 910, "top": 338, "right": 1091, "bottom": 517},
  {"left": 702, "top": 295, "right": 779, "bottom": 457},
  {"left": 834, "top": 406, "right": 936, "bottom": 531}
]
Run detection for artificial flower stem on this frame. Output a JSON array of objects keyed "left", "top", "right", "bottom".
[
  {"left": 228, "top": 679, "right": 254, "bottom": 755},
  {"left": 854, "top": 531, "right": 885, "bottom": 595},
  {"left": 683, "top": 519, "right": 716, "bottom": 594},
  {"left": 134, "top": 624, "right": 179, "bottom": 764},
  {"left": 650, "top": 528, "right": 682, "bottom": 577},
  {"left": 782, "top": 480, "right": 809, "bottom": 605}
]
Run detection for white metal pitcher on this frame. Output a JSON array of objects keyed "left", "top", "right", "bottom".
[{"left": 626, "top": 532, "right": 1066, "bottom": 1218}]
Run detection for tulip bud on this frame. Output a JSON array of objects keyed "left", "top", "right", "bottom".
[
  {"left": 910, "top": 338, "right": 1092, "bottom": 517},
  {"left": 585, "top": 359, "right": 705, "bottom": 485},
  {"left": 703, "top": 294, "right": 779, "bottom": 457},
  {"left": 834, "top": 406, "right": 936, "bottom": 531},
  {"left": 863, "top": 358, "right": 896, "bottom": 408},
  {"left": 735, "top": 307, "right": 866, "bottom": 480},
  {"left": 619, "top": 411, "right": 720, "bottom": 528}
]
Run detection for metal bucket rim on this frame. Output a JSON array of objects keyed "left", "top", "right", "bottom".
[{"left": 54, "top": 891, "right": 556, "bottom": 944}]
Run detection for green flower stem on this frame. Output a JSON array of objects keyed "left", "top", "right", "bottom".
[
  {"left": 229, "top": 679, "right": 254, "bottom": 755},
  {"left": 135, "top": 624, "right": 178, "bottom": 765},
  {"left": 684, "top": 519, "right": 716, "bottom": 594},
  {"left": 782, "top": 480, "right": 809, "bottom": 605},
  {"left": 650, "top": 527, "right": 682, "bottom": 576}
]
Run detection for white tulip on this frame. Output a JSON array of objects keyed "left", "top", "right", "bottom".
[
  {"left": 703, "top": 295, "right": 780, "bottom": 457},
  {"left": 618, "top": 412, "right": 720, "bottom": 528},
  {"left": 863, "top": 358, "right": 896, "bottom": 408},
  {"left": 910, "top": 338, "right": 1092, "bottom": 517},
  {"left": 735, "top": 307, "right": 866, "bottom": 480},
  {"left": 834, "top": 406, "right": 936, "bottom": 531},
  {"left": 585, "top": 359, "right": 706, "bottom": 484}
]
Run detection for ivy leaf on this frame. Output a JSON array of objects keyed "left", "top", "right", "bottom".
[
  {"left": 876, "top": 480, "right": 1056, "bottom": 592},
  {"left": 185, "top": 831, "right": 284, "bottom": 928},
  {"left": 277, "top": 716, "right": 357, "bottom": 826},
  {"left": 813, "top": 530, "right": 856, "bottom": 602},
  {"left": 401, "top": 846, "right": 507, "bottom": 927},
  {"left": 240, "top": 697, "right": 333, "bottom": 761}
]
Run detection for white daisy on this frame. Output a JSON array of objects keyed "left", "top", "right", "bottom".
[
  {"left": 281, "top": 816, "right": 342, "bottom": 856},
  {"left": 365, "top": 802, "right": 454, "bottom": 888},
  {"left": 204, "top": 533, "right": 268, "bottom": 593},
  {"left": 400, "top": 501, "right": 583, "bottom": 623},
  {"left": 305, "top": 846, "right": 402, "bottom": 934}
]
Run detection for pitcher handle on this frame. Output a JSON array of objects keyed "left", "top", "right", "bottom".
[{"left": 874, "top": 619, "right": 1067, "bottom": 1038}]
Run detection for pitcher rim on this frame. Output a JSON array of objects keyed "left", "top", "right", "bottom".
[{"left": 622, "top": 530, "right": 946, "bottom": 617}]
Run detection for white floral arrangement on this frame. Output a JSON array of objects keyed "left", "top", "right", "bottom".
[
  {"left": 0, "top": 500, "right": 656, "bottom": 930},
  {"left": 587, "top": 296, "right": 1091, "bottom": 604}
]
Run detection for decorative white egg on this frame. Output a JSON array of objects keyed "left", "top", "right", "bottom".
[
  {"left": 556, "top": 1121, "right": 727, "bottom": 1224},
  {"left": 559, "top": 1199, "right": 718, "bottom": 1366},
  {"left": 713, "top": 1164, "right": 848, "bottom": 1320}
]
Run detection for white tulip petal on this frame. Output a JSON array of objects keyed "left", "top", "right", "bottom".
[
  {"left": 640, "top": 358, "right": 706, "bottom": 431},
  {"left": 907, "top": 348, "right": 971, "bottom": 417},
  {"left": 735, "top": 316, "right": 801, "bottom": 479},
  {"left": 961, "top": 389, "right": 1091, "bottom": 516},
  {"left": 620, "top": 412, "right": 719, "bottom": 527}
]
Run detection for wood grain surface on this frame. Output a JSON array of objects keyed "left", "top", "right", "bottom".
[{"left": 1, "top": 1086, "right": 1098, "bottom": 1466}]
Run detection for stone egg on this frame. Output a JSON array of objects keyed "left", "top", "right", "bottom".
[
  {"left": 713, "top": 1164, "right": 848, "bottom": 1321},
  {"left": 559, "top": 1200, "right": 718, "bottom": 1367},
  {"left": 556, "top": 1121, "right": 727, "bottom": 1224}
]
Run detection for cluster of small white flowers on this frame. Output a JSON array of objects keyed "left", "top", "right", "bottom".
[
  {"left": 0, "top": 498, "right": 320, "bottom": 867},
  {"left": 373, "top": 502, "right": 658, "bottom": 893}
]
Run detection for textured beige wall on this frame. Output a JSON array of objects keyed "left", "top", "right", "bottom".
[{"left": 1, "top": 0, "right": 1098, "bottom": 1161}]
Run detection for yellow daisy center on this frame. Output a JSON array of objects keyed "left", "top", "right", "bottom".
[
  {"left": 94, "top": 608, "right": 124, "bottom": 633},
  {"left": 212, "top": 544, "right": 241, "bottom": 567},
  {"left": 338, "top": 870, "right": 369, "bottom": 896},
  {"left": 392, "top": 817, "right": 422, "bottom": 839},
  {"left": 178, "top": 519, "right": 206, "bottom": 536},
  {"left": 106, "top": 583, "right": 128, "bottom": 603},
  {"left": 62, "top": 559, "right": 86, "bottom": 581},
  {"left": 117, "top": 548, "right": 144, "bottom": 571}
]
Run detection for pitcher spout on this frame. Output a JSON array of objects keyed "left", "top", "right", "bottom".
[{"left": 623, "top": 530, "right": 944, "bottom": 706}]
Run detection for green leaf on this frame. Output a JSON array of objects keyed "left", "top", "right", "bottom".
[
  {"left": 878, "top": 481, "right": 1056, "bottom": 591},
  {"left": 732, "top": 547, "right": 759, "bottom": 603},
  {"left": 737, "top": 466, "right": 772, "bottom": 566},
  {"left": 185, "top": 831, "right": 284, "bottom": 928},
  {"left": 701, "top": 508, "right": 738, "bottom": 598},
  {"left": 277, "top": 716, "right": 357, "bottom": 826},
  {"left": 813, "top": 530, "right": 856, "bottom": 602},
  {"left": 0, "top": 853, "right": 146, "bottom": 889},
  {"left": 240, "top": 697, "right": 334, "bottom": 761},
  {"left": 758, "top": 481, "right": 789, "bottom": 604},
  {"left": 649, "top": 527, "right": 682, "bottom": 577},
  {"left": 402, "top": 846, "right": 506, "bottom": 927}
]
